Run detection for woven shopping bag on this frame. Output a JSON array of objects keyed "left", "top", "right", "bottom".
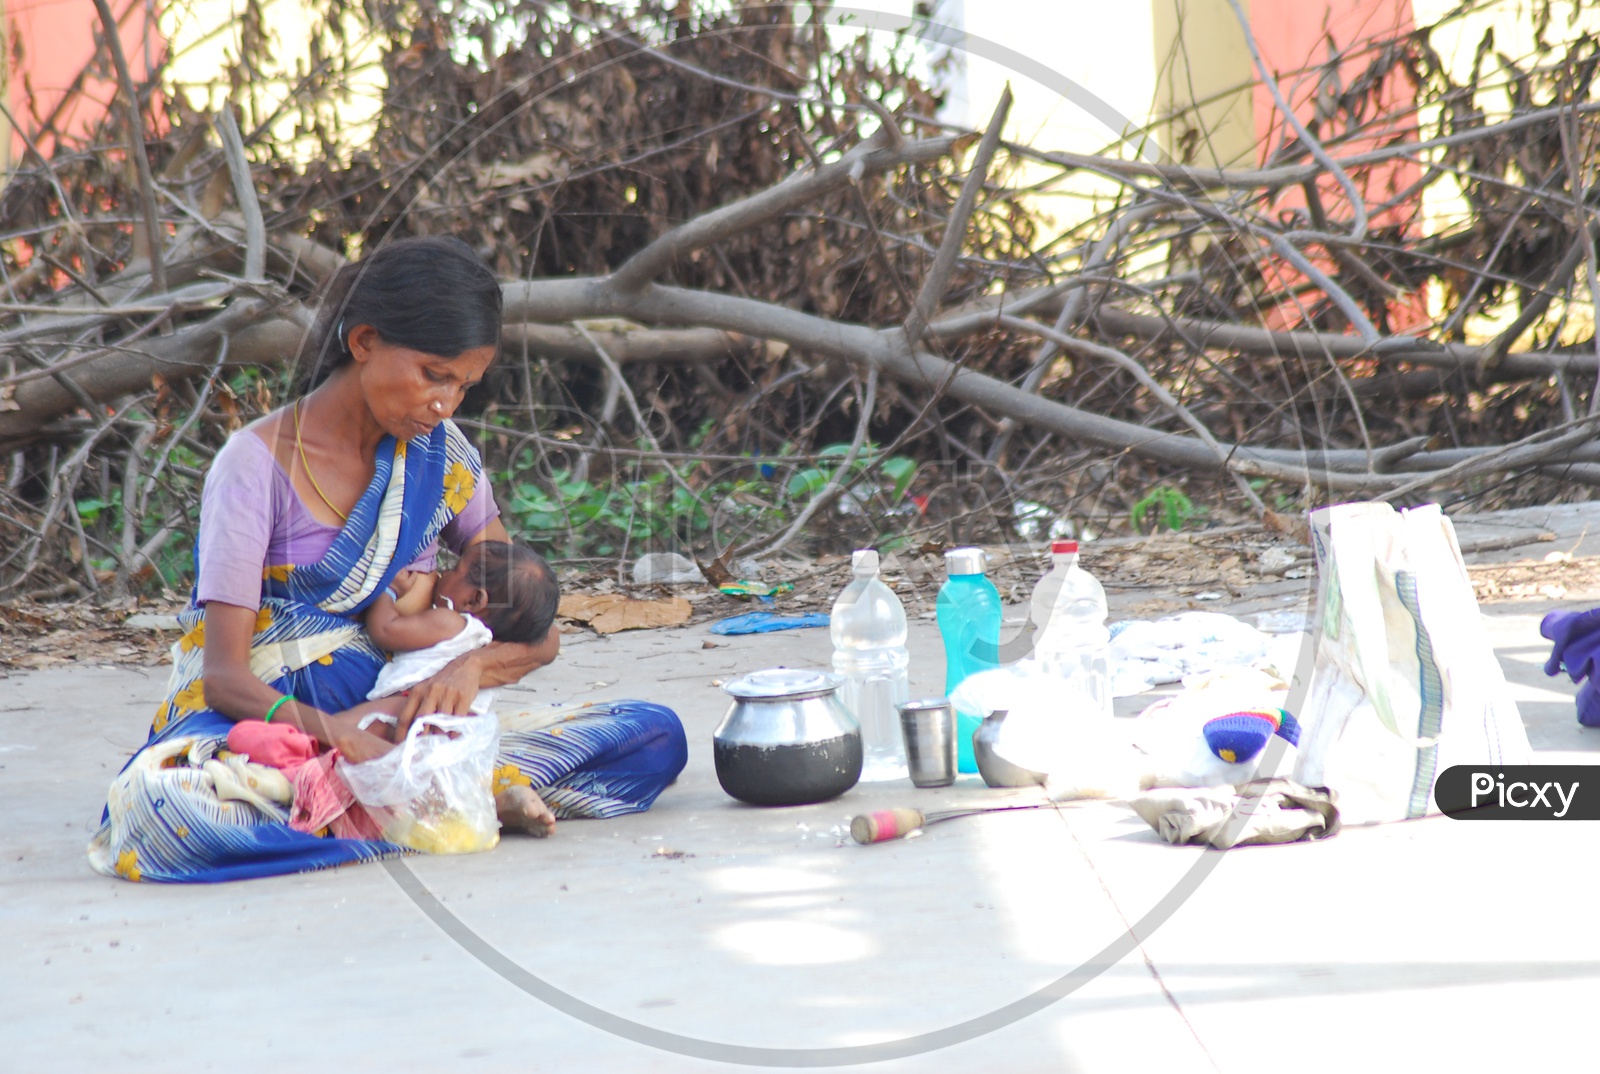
[{"left": 1293, "top": 502, "right": 1530, "bottom": 822}]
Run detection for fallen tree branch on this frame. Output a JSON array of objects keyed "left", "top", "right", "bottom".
[
  {"left": 1093, "top": 306, "right": 1598, "bottom": 378},
  {"left": 1038, "top": 99, "right": 1600, "bottom": 192},
  {"left": 501, "top": 322, "right": 748, "bottom": 365},
  {"left": 903, "top": 87, "right": 1011, "bottom": 343},
  {"left": 608, "top": 130, "right": 964, "bottom": 292},
  {"left": 92, "top": 0, "right": 166, "bottom": 294},
  {"left": 214, "top": 108, "right": 265, "bottom": 282},
  {"left": 0, "top": 299, "right": 304, "bottom": 444},
  {"left": 993, "top": 313, "right": 1268, "bottom": 510}
]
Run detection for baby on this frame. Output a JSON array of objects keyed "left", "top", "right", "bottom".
[
  {"left": 224, "top": 544, "right": 561, "bottom": 840},
  {"left": 363, "top": 540, "right": 560, "bottom": 717}
]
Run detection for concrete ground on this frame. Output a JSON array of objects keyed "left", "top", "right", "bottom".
[{"left": 5, "top": 511, "right": 1600, "bottom": 1072}]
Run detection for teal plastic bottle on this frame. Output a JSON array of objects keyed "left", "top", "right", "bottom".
[{"left": 936, "top": 547, "right": 1002, "bottom": 773}]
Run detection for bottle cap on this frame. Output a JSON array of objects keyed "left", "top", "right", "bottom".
[
  {"left": 851, "top": 549, "right": 879, "bottom": 572},
  {"left": 944, "top": 547, "right": 987, "bottom": 575},
  {"left": 1052, "top": 540, "right": 1079, "bottom": 554}
]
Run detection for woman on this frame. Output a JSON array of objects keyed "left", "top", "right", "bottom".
[{"left": 89, "top": 237, "right": 687, "bottom": 883}]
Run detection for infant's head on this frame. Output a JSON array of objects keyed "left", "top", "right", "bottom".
[{"left": 436, "top": 541, "right": 559, "bottom": 644}]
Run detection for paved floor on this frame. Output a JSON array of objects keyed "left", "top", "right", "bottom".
[{"left": 4, "top": 527, "right": 1599, "bottom": 1072}]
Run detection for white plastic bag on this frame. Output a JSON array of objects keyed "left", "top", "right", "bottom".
[
  {"left": 1131, "top": 667, "right": 1296, "bottom": 789},
  {"left": 339, "top": 713, "right": 500, "bottom": 854},
  {"left": 1108, "top": 612, "right": 1274, "bottom": 696},
  {"left": 1294, "top": 502, "right": 1530, "bottom": 822},
  {"left": 948, "top": 664, "right": 1140, "bottom": 800}
]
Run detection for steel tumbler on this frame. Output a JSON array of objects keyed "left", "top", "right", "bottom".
[{"left": 897, "top": 698, "right": 958, "bottom": 788}]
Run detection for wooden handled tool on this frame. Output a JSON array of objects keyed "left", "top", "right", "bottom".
[
  {"left": 850, "top": 808, "right": 927, "bottom": 844},
  {"left": 850, "top": 802, "right": 1059, "bottom": 844}
]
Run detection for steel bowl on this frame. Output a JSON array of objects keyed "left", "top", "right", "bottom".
[
  {"left": 972, "top": 710, "right": 1047, "bottom": 788},
  {"left": 714, "top": 668, "right": 863, "bottom": 806}
]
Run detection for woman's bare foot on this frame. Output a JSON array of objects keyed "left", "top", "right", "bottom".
[{"left": 496, "top": 786, "right": 556, "bottom": 837}]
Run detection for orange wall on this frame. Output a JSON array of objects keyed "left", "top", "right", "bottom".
[
  {"left": 1247, "top": 0, "right": 1424, "bottom": 330},
  {"left": 1251, "top": 0, "right": 1420, "bottom": 224},
  {"left": 5, "top": 0, "right": 159, "bottom": 161}
]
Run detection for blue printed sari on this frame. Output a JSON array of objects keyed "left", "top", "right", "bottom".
[{"left": 89, "top": 421, "right": 687, "bottom": 883}]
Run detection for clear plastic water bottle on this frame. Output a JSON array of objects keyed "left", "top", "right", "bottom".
[
  {"left": 936, "top": 546, "right": 1002, "bottom": 773},
  {"left": 1029, "top": 539, "right": 1112, "bottom": 718},
  {"left": 831, "top": 549, "right": 910, "bottom": 782}
]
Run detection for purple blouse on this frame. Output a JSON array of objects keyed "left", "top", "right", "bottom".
[{"left": 195, "top": 429, "right": 500, "bottom": 610}]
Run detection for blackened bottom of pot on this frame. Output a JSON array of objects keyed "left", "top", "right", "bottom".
[{"left": 714, "top": 733, "right": 863, "bottom": 806}]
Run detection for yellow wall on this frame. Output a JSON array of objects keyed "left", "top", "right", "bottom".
[
  {"left": 161, "top": 0, "right": 384, "bottom": 161},
  {"left": 1151, "top": 0, "right": 1258, "bottom": 168},
  {"left": 1413, "top": 0, "right": 1600, "bottom": 344}
]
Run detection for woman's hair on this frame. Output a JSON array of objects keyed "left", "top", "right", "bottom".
[
  {"left": 295, "top": 235, "right": 503, "bottom": 392},
  {"left": 467, "top": 541, "right": 560, "bottom": 644}
]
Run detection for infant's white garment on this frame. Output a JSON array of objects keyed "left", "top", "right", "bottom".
[{"left": 366, "top": 614, "right": 497, "bottom": 716}]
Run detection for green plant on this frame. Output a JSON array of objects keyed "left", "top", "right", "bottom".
[
  {"left": 494, "top": 439, "right": 921, "bottom": 561},
  {"left": 69, "top": 435, "right": 207, "bottom": 593},
  {"left": 1247, "top": 477, "right": 1301, "bottom": 514},
  {"left": 497, "top": 451, "right": 777, "bottom": 559},
  {"left": 785, "top": 442, "right": 917, "bottom": 503},
  {"left": 1130, "top": 485, "right": 1199, "bottom": 534}
]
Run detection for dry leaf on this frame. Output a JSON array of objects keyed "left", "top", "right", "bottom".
[
  {"left": 0, "top": 384, "right": 19, "bottom": 412},
  {"left": 558, "top": 593, "right": 691, "bottom": 634},
  {"left": 1261, "top": 510, "right": 1309, "bottom": 544},
  {"left": 394, "top": 42, "right": 431, "bottom": 69},
  {"left": 699, "top": 554, "right": 734, "bottom": 589},
  {"left": 481, "top": 151, "right": 564, "bottom": 189}
]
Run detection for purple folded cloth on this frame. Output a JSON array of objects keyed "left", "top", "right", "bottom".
[
  {"left": 1540, "top": 608, "right": 1600, "bottom": 682},
  {"left": 1540, "top": 609, "right": 1600, "bottom": 727},
  {"left": 1579, "top": 686, "right": 1600, "bottom": 728}
]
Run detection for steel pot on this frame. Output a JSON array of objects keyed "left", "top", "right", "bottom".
[{"left": 714, "top": 669, "right": 863, "bottom": 806}]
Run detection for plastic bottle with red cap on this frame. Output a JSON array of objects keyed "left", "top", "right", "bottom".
[{"left": 1029, "top": 539, "right": 1112, "bottom": 718}]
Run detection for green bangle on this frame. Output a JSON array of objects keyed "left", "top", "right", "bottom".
[{"left": 264, "top": 695, "right": 293, "bottom": 723}]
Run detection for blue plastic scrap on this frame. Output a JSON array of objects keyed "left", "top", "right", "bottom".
[{"left": 710, "top": 611, "right": 832, "bottom": 635}]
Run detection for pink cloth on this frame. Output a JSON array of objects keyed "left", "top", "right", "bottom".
[
  {"left": 226, "top": 720, "right": 319, "bottom": 769},
  {"left": 195, "top": 427, "right": 500, "bottom": 609},
  {"left": 286, "top": 752, "right": 384, "bottom": 840}
]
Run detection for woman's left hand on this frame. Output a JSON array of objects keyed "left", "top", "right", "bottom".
[{"left": 394, "top": 652, "right": 483, "bottom": 735}]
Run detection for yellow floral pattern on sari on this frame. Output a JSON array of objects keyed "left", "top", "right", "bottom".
[
  {"left": 442, "top": 461, "right": 475, "bottom": 514},
  {"left": 493, "top": 763, "right": 532, "bottom": 794},
  {"left": 263, "top": 564, "right": 295, "bottom": 583},
  {"left": 179, "top": 620, "right": 205, "bottom": 653},
  {"left": 171, "top": 678, "right": 207, "bottom": 714},
  {"left": 115, "top": 849, "right": 141, "bottom": 882}
]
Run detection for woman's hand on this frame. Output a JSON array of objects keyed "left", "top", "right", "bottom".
[
  {"left": 393, "top": 627, "right": 560, "bottom": 731},
  {"left": 323, "top": 711, "right": 397, "bottom": 764},
  {"left": 332, "top": 725, "right": 396, "bottom": 764},
  {"left": 393, "top": 653, "right": 484, "bottom": 735}
]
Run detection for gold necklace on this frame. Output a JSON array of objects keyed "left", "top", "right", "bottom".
[{"left": 293, "top": 398, "right": 349, "bottom": 524}]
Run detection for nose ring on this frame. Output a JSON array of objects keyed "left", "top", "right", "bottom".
[{"left": 431, "top": 400, "right": 443, "bottom": 412}]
